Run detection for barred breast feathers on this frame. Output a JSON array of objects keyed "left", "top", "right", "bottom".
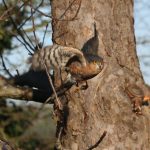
[{"left": 31, "top": 44, "right": 86, "bottom": 71}]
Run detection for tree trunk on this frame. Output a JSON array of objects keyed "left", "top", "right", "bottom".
[{"left": 51, "top": 0, "right": 150, "bottom": 149}]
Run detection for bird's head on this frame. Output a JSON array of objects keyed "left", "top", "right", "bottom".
[{"left": 85, "top": 54, "right": 104, "bottom": 71}]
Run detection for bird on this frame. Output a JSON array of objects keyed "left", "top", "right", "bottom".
[
  {"left": 30, "top": 42, "right": 104, "bottom": 89},
  {"left": 30, "top": 43, "right": 88, "bottom": 89},
  {"left": 68, "top": 54, "right": 104, "bottom": 82},
  {"left": 30, "top": 23, "right": 103, "bottom": 84},
  {"left": 11, "top": 23, "right": 104, "bottom": 101},
  {"left": 67, "top": 22, "right": 104, "bottom": 88},
  {"left": 31, "top": 44, "right": 87, "bottom": 72}
]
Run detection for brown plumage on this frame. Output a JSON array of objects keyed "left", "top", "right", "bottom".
[
  {"left": 30, "top": 24, "right": 104, "bottom": 89},
  {"left": 11, "top": 24, "right": 104, "bottom": 102},
  {"left": 68, "top": 54, "right": 104, "bottom": 81}
]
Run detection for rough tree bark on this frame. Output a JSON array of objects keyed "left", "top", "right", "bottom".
[{"left": 51, "top": 0, "right": 150, "bottom": 149}]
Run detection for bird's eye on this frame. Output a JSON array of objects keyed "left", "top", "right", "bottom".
[{"left": 93, "top": 61, "right": 97, "bottom": 64}]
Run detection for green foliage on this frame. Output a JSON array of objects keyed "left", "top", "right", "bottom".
[
  {"left": 0, "top": 102, "right": 56, "bottom": 149},
  {"left": 19, "top": 138, "right": 54, "bottom": 150},
  {"left": 19, "top": 139, "right": 40, "bottom": 150},
  {"left": 4, "top": 119, "right": 31, "bottom": 137},
  {"left": 0, "top": 23, "right": 12, "bottom": 53}
]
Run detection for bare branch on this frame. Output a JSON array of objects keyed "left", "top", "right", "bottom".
[
  {"left": 0, "top": 0, "right": 28, "bottom": 20},
  {"left": 0, "top": 138, "right": 15, "bottom": 150},
  {"left": 30, "top": 0, "right": 39, "bottom": 48},
  {"left": 0, "top": 54, "right": 13, "bottom": 78},
  {"left": 18, "top": 0, "right": 45, "bottom": 30},
  {"left": 137, "top": 38, "right": 150, "bottom": 45},
  {"left": 22, "top": 28, "right": 35, "bottom": 48},
  {"left": 0, "top": 75, "right": 74, "bottom": 103},
  {"left": 42, "top": 23, "right": 49, "bottom": 47},
  {"left": 86, "top": 131, "right": 107, "bottom": 150},
  {"left": 0, "top": 76, "right": 33, "bottom": 101},
  {"left": 2, "top": 0, "right": 34, "bottom": 54},
  {"left": 0, "top": 6, "right": 14, "bottom": 21},
  {"left": 27, "top": 3, "right": 51, "bottom": 18},
  {"left": 44, "top": 63, "right": 62, "bottom": 110}
]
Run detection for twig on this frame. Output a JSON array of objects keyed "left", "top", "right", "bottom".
[
  {"left": 16, "top": 69, "right": 20, "bottom": 76},
  {"left": 18, "top": 0, "right": 44, "bottom": 30},
  {"left": 86, "top": 131, "right": 107, "bottom": 150},
  {"left": 45, "top": 81, "right": 74, "bottom": 104},
  {"left": 0, "top": 138, "right": 15, "bottom": 150},
  {"left": 9, "top": 30, "right": 33, "bottom": 55},
  {"left": 42, "top": 23, "right": 49, "bottom": 47},
  {"left": 28, "top": 4, "right": 51, "bottom": 18},
  {"left": 32, "top": 78, "right": 74, "bottom": 119},
  {"left": 22, "top": 28, "right": 35, "bottom": 48},
  {"left": 44, "top": 63, "right": 62, "bottom": 110},
  {"left": 30, "top": 0, "right": 39, "bottom": 48},
  {"left": 0, "top": 54, "right": 13, "bottom": 78},
  {"left": 0, "top": 6, "right": 14, "bottom": 20},
  {"left": 2, "top": 0, "right": 34, "bottom": 54},
  {"left": 0, "top": 0, "right": 28, "bottom": 20},
  {"left": 30, "top": 0, "right": 45, "bottom": 50}
]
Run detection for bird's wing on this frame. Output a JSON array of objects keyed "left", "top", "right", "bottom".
[{"left": 30, "top": 44, "right": 86, "bottom": 71}]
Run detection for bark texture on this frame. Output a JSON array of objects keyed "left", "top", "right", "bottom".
[{"left": 51, "top": 0, "right": 150, "bottom": 149}]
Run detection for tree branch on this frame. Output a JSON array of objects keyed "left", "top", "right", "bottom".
[
  {"left": 0, "top": 75, "right": 74, "bottom": 104},
  {"left": 0, "top": 76, "right": 33, "bottom": 101},
  {"left": 0, "top": 54, "right": 13, "bottom": 78}
]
